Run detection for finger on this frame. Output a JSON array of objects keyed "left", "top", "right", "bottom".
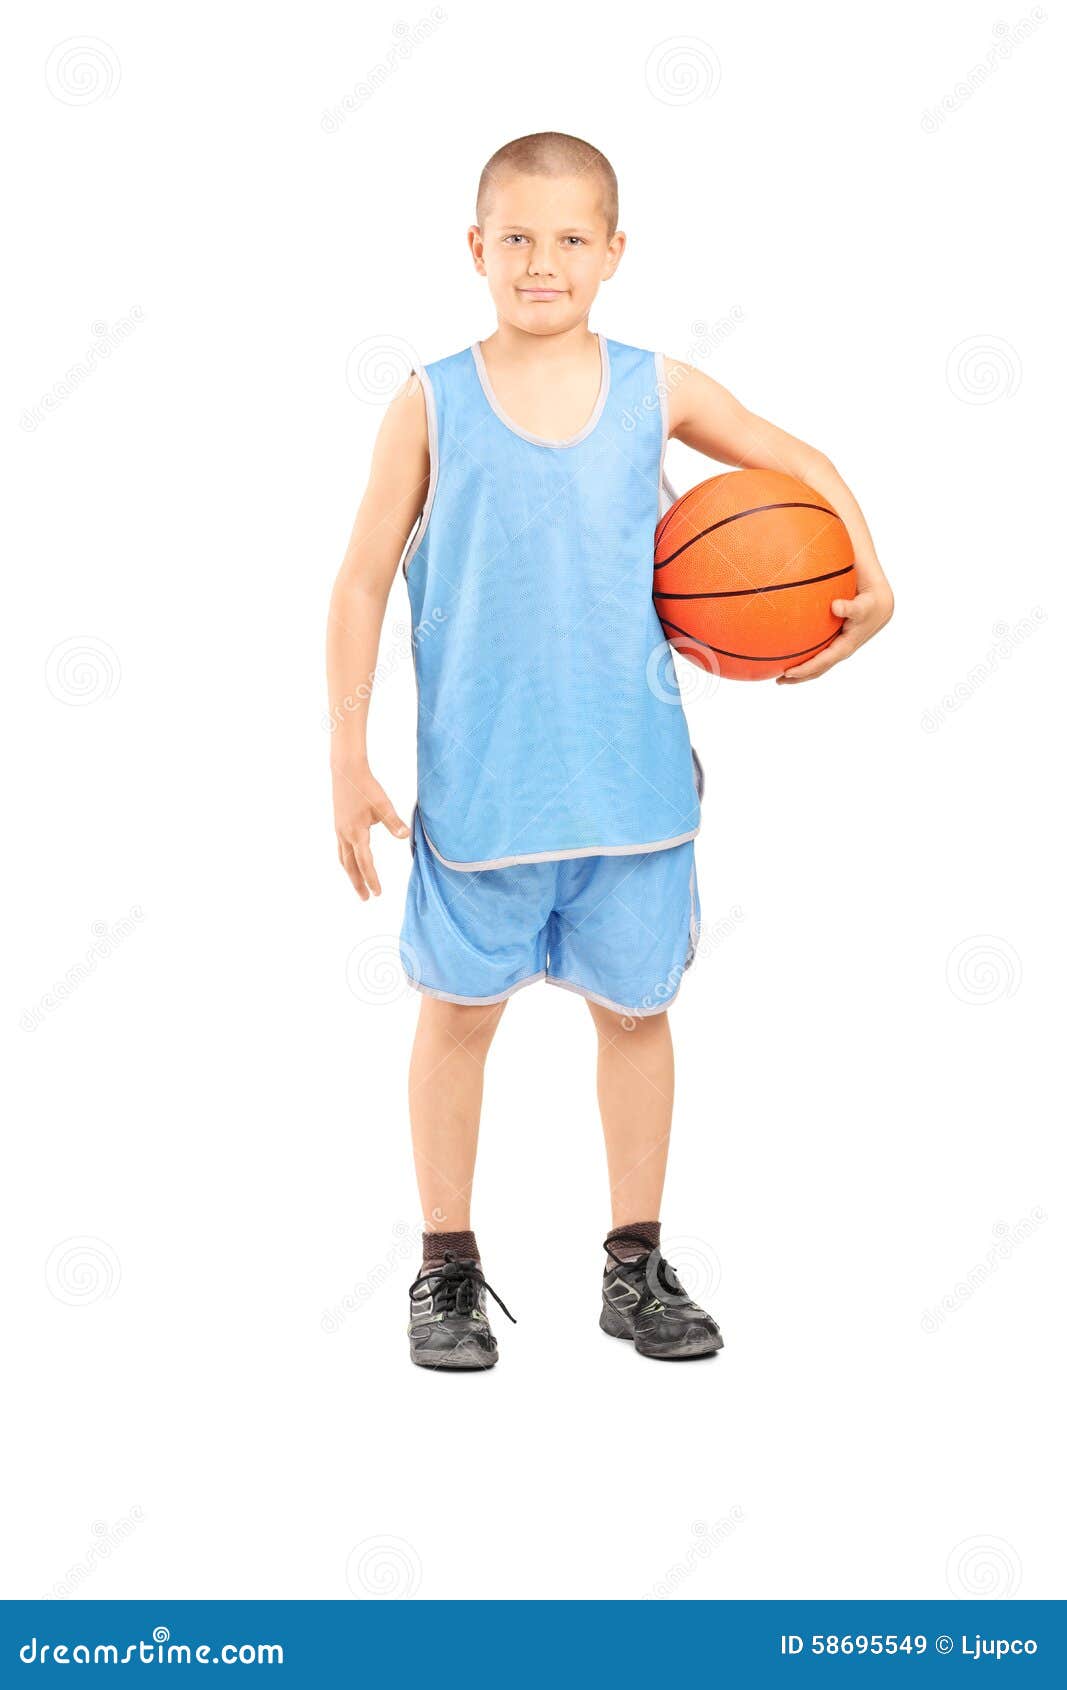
[
  {"left": 376, "top": 802, "right": 410, "bottom": 838},
  {"left": 354, "top": 839, "right": 381, "bottom": 897},
  {"left": 830, "top": 596, "right": 864, "bottom": 621},
  {"left": 777, "top": 643, "right": 847, "bottom": 683},
  {"left": 340, "top": 839, "right": 369, "bottom": 900}
]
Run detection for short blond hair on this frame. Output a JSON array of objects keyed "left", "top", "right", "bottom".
[{"left": 476, "top": 132, "right": 618, "bottom": 236}]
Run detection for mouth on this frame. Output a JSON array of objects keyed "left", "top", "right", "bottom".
[{"left": 518, "top": 288, "right": 565, "bottom": 300}]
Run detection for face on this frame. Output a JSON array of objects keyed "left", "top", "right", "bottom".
[{"left": 469, "top": 172, "right": 625, "bottom": 335}]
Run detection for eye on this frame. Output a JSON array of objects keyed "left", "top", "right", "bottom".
[
  {"left": 563, "top": 236, "right": 586, "bottom": 246},
  {"left": 502, "top": 234, "right": 528, "bottom": 245}
]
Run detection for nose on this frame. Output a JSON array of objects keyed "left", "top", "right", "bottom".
[{"left": 526, "top": 243, "right": 558, "bottom": 278}]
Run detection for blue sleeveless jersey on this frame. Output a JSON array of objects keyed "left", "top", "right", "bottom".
[{"left": 402, "top": 333, "right": 702, "bottom": 870}]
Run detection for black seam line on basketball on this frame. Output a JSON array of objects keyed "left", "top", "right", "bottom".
[
  {"left": 658, "top": 616, "right": 835, "bottom": 663},
  {"left": 654, "top": 502, "right": 843, "bottom": 569},
  {"left": 655, "top": 563, "right": 855, "bottom": 601}
]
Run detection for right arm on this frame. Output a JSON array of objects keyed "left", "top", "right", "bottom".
[{"left": 326, "top": 373, "right": 430, "bottom": 899}]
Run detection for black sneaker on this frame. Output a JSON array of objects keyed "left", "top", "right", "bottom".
[
  {"left": 407, "top": 1253, "right": 516, "bottom": 1371},
  {"left": 600, "top": 1235, "right": 724, "bottom": 1360}
]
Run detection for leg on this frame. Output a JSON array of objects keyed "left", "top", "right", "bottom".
[
  {"left": 586, "top": 1001, "right": 674, "bottom": 1228},
  {"left": 408, "top": 994, "right": 507, "bottom": 1233},
  {"left": 587, "top": 1001, "right": 723, "bottom": 1360}
]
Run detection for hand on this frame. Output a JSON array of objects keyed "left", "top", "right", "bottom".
[
  {"left": 776, "top": 586, "right": 894, "bottom": 684},
  {"left": 332, "top": 761, "right": 410, "bottom": 900}
]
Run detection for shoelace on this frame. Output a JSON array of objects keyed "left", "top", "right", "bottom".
[
  {"left": 407, "top": 1252, "right": 517, "bottom": 1323},
  {"left": 602, "top": 1236, "right": 693, "bottom": 1305}
]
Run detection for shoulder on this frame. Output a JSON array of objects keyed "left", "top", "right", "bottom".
[
  {"left": 659, "top": 354, "right": 745, "bottom": 441},
  {"left": 373, "top": 368, "right": 430, "bottom": 467},
  {"left": 660, "top": 354, "right": 701, "bottom": 437}
]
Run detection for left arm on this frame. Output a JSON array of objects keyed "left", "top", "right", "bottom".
[{"left": 665, "top": 357, "right": 894, "bottom": 682}]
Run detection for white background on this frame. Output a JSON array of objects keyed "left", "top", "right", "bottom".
[{"left": 3, "top": 0, "right": 1062, "bottom": 1603}]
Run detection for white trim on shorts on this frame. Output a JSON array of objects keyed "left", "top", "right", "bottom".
[
  {"left": 404, "top": 842, "right": 699, "bottom": 1017},
  {"left": 545, "top": 975, "right": 681, "bottom": 1018},
  {"left": 402, "top": 968, "right": 547, "bottom": 1008}
]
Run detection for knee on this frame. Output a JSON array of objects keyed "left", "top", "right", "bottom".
[
  {"left": 423, "top": 995, "right": 507, "bottom": 1048},
  {"left": 588, "top": 1001, "right": 669, "bottom": 1040}
]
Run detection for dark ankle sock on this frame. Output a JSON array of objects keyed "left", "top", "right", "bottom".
[
  {"left": 422, "top": 1229, "right": 479, "bottom": 1272},
  {"left": 606, "top": 1220, "right": 661, "bottom": 1262}
]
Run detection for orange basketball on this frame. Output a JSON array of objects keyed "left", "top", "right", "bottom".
[{"left": 653, "top": 469, "right": 856, "bottom": 681}]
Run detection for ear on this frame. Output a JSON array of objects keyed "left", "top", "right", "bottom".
[
  {"left": 467, "top": 225, "right": 486, "bottom": 275},
  {"left": 603, "top": 229, "right": 626, "bottom": 279}
]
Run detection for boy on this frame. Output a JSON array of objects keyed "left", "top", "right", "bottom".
[{"left": 326, "top": 133, "right": 893, "bottom": 1370}]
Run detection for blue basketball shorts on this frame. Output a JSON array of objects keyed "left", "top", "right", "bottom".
[{"left": 399, "top": 807, "right": 701, "bottom": 1017}]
